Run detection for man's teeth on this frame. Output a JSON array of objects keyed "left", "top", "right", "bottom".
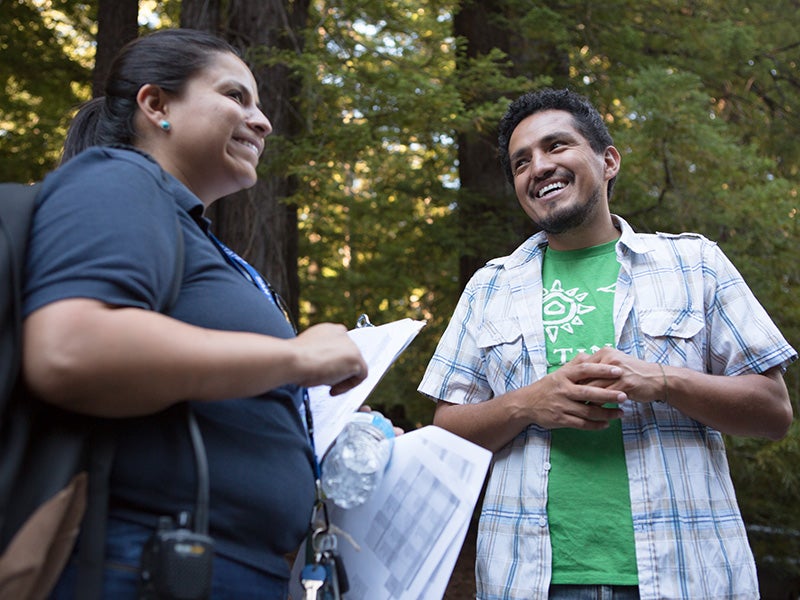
[{"left": 537, "top": 182, "right": 566, "bottom": 198}]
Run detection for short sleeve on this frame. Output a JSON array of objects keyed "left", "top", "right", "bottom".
[
  {"left": 418, "top": 278, "right": 494, "bottom": 405},
  {"left": 701, "top": 241, "right": 797, "bottom": 375},
  {"left": 24, "top": 148, "right": 182, "bottom": 316}
]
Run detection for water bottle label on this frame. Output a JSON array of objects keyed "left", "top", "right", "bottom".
[{"left": 350, "top": 411, "right": 396, "bottom": 440}]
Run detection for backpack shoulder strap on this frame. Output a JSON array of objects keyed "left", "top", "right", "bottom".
[
  {"left": 0, "top": 182, "right": 40, "bottom": 407},
  {"left": 0, "top": 183, "right": 40, "bottom": 540}
]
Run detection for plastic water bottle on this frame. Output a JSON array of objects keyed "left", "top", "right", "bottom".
[{"left": 321, "top": 411, "right": 395, "bottom": 509}]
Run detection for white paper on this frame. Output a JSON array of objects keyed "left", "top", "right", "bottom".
[
  {"left": 308, "top": 318, "right": 426, "bottom": 460},
  {"left": 290, "top": 426, "right": 491, "bottom": 600}
]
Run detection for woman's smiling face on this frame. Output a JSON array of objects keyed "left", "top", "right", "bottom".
[{"left": 155, "top": 51, "right": 272, "bottom": 204}]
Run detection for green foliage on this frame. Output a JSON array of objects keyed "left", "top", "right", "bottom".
[
  {"left": 4, "top": 1, "right": 799, "bottom": 570},
  {"left": 256, "top": 0, "right": 470, "bottom": 424},
  {"left": 727, "top": 424, "right": 800, "bottom": 577},
  {"left": 0, "top": 0, "right": 94, "bottom": 182}
]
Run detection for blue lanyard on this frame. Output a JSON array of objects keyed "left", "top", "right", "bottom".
[
  {"left": 205, "top": 230, "right": 322, "bottom": 483},
  {"left": 206, "top": 231, "right": 279, "bottom": 307},
  {"left": 206, "top": 231, "right": 297, "bottom": 332}
]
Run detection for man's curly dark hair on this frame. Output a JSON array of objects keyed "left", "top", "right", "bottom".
[{"left": 497, "top": 88, "right": 617, "bottom": 198}]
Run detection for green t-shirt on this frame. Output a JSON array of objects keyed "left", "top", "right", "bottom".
[{"left": 542, "top": 240, "right": 638, "bottom": 585}]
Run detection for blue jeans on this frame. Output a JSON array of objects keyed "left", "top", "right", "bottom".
[
  {"left": 50, "top": 517, "right": 289, "bottom": 599},
  {"left": 549, "top": 585, "right": 641, "bottom": 600}
]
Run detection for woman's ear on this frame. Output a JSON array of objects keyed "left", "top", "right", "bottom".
[{"left": 136, "top": 83, "right": 169, "bottom": 131}]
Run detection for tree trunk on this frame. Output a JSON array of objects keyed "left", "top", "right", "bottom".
[
  {"left": 93, "top": 0, "right": 139, "bottom": 97},
  {"left": 181, "top": 0, "right": 307, "bottom": 322},
  {"left": 180, "top": 0, "right": 220, "bottom": 32},
  {"left": 454, "top": 0, "right": 568, "bottom": 291}
]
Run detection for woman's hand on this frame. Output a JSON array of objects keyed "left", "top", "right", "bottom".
[{"left": 290, "top": 323, "right": 368, "bottom": 394}]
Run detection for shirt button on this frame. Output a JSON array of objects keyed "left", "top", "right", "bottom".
[
  {"left": 543, "top": 462, "right": 551, "bottom": 471},
  {"left": 539, "top": 517, "right": 547, "bottom": 527}
]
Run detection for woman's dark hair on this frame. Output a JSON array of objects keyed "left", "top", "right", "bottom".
[
  {"left": 497, "top": 88, "right": 617, "bottom": 198},
  {"left": 62, "top": 29, "right": 239, "bottom": 163}
]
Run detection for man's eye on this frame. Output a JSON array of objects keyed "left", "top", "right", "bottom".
[
  {"left": 228, "top": 90, "right": 244, "bottom": 103},
  {"left": 513, "top": 159, "right": 529, "bottom": 175}
]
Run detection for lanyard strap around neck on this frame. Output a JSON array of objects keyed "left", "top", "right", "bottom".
[
  {"left": 205, "top": 231, "right": 299, "bottom": 332},
  {"left": 206, "top": 231, "right": 277, "bottom": 305}
]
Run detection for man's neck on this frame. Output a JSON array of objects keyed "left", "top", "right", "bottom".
[{"left": 545, "top": 217, "right": 620, "bottom": 251}]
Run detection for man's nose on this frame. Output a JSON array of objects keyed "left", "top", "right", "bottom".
[{"left": 530, "top": 150, "right": 556, "bottom": 179}]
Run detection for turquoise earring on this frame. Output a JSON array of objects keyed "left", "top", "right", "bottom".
[{"left": 159, "top": 120, "right": 171, "bottom": 131}]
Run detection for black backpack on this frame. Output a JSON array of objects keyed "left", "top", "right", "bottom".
[
  {"left": 0, "top": 182, "right": 116, "bottom": 599},
  {"left": 0, "top": 181, "right": 186, "bottom": 599}
]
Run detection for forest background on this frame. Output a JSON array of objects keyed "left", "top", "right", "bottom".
[{"left": 2, "top": 0, "right": 799, "bottom": 593}]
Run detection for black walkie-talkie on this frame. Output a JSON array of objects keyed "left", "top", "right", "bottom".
[{"left": 139, "top": 406, "right": 214, "bottom": 600}]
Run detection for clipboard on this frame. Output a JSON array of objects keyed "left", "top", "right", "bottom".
[{"left": 307, "top": 314, "right": 426, "bottom": 461}]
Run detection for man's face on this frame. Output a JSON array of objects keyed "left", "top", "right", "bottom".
[{"left": 507, "top": 109, "right": 619, "bottom": 241}]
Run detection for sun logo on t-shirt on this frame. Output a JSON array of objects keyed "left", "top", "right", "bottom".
[{"left": 542, "top": 279, "right": 597, "bottom": 343}]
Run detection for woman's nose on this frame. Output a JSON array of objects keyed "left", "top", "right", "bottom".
[{"left": 250, "top": 108, "right": 272, "bottom": 137}]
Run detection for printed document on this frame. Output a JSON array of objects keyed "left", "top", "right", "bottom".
[{"left": 290, "top": 426, "right": 491, "bottom": 599}]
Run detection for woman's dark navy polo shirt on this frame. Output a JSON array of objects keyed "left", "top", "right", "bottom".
[{"left": 23, "top": 146, "right": 315, "bottom": 579}]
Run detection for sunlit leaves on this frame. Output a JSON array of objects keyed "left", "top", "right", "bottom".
[
  {"left": 4, "top": 3, "right": 799, "bottom": 509},
  {"left": 0, "top": 0, "right": 92, "bottom": 181}
]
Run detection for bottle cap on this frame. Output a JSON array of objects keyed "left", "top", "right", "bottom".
[{"left": 350, "top": 411, "right": 396, "bottom": 439}]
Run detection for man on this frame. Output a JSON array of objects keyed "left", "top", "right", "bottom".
[{"left": 418, "top": 88, "right": 796, "bottom": 600}]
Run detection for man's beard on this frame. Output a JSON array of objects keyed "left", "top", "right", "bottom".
[{"left": 535, "top": 185, "right": 603, "bottom": 235}]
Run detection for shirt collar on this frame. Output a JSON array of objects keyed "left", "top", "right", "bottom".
[{"left": 497, "top": 214, "right": 653, "bottom": 270}]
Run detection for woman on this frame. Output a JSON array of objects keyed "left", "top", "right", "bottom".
[{"left": 23, "top": 29, "right": 367, "bottom": 598}]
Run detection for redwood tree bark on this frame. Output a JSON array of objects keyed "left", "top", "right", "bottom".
[
  {"left": 93, "top": 0, "right": 138, "bottom": 97},
  {"left": 454, "top": 0, "right": 568, "bottom": 290},
  {"left": 180, "top": 0, "right": 220, "bottom": 32}
]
